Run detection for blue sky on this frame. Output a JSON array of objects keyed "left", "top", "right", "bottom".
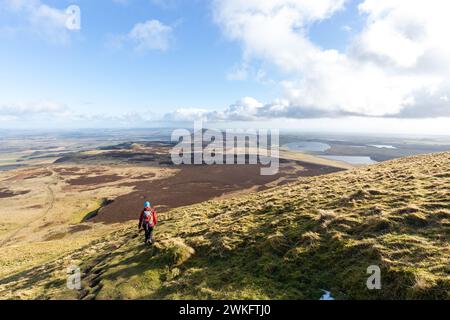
[
  {"left": 1, "top": 0, "right": 449, "bottom": 134},
  {"left": 1, "top": 0, "right": 264, "bottom": 114}
]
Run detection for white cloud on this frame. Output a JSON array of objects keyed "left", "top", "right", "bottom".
[
  {"left": 180, "top": 96, "right": 346, "bottom": 122},
  {"left": 213, "top": 0, "right": 450, "bottom": 118},
  {"left": 163, "top": 108, "right": 210, "bottom": 122},
  {"left": 0, "top": 100, "right": 163, "bottom": 128},
  {"left": 1, "top": 0, "right": 75, "bottom": 44},
  {"left": 2, "top": 98, "right": 449, "bottom": 135},
  {"left": 0, "top": 100, "right": 68, "bottom": 118},
  {"left": 217, "top": 97, "right": 263, "bottom": 120},
  {"left": 130, "top": 20, "right": 173, "bottom": 52},
  {"left": 111, "top": 19, "right": 173, "bottom": 53},
  {"left": 164, "top": 97, "right": 268, "bottom": 122},
  {"left": 164, "top": 97, "right": 284, "bottom": 122}
]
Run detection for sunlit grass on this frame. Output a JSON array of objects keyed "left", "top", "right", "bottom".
[{"left": 1, "top": 152, "right": 449, "bottom": 299}]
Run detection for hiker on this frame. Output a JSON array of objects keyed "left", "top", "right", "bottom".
[{"left": 138, "top": 201, "right": 158, "bottom": 245}]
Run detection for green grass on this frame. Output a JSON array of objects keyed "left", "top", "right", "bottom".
[
  {"left": 80, "top": 198, "right": 113, "bottom": 222},
  {"left": 1, "top": 152, "right": 449, "bottom": 300}
]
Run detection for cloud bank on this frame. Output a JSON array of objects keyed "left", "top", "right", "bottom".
[
  {"left": 0, "top": 100, "right": 68, "bottom": 117},
  {"left": 207, "top": 0, "right": 450, "bottom": 119},
  {"left": 2, "top": 0, "right": 449, "bottom": 128}
]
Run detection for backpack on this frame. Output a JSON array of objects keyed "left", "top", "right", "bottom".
[{"left": 143, "top": 210, "right": 154, "bottom": 226}]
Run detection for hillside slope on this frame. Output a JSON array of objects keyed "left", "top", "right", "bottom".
[{"left": 1, "top": 152, "right": 449, "bottom": 300}]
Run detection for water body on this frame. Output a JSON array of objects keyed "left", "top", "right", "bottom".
[
  {"left": 283, "top": 141, "right": 331, "bottom": 152},
  {"left": 321, "top": 155, "right": 377, "bottom": 165},
  {"left": 320, "top": 290, "right": 335, "bottom": 300},
  {"left": 369, "top": 144, "right": 397, "bottom": 149}
]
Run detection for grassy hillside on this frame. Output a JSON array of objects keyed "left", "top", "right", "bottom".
[{"left": 1, "top": 152, "right": 449, "bottom": 300}]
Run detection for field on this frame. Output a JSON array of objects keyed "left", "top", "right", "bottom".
[
  {"left": 0, "top": 138, "right": 349, "bottom": 284},
  {"left": 0, "top": 149, "right": 448, "bottom": 299}
]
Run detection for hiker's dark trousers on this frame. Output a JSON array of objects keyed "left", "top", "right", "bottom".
[{"left": 144, "top": 223, "right": 154, "bottom": 243}]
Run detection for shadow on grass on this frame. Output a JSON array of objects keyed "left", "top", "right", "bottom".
[
  {"left": 82, "top": 199, "right": 114, "bottom": 222},
  {"left": 94, "top": 218, "right": 407, "bottom": 300},
  {"left": 2, "top": 208, "right": 448, "bottom": 300}
]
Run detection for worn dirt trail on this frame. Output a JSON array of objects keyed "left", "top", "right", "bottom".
[{"left": 0, "top": 167, "right": 57, "bottom": 247}]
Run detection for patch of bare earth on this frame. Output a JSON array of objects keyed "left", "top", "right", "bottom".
[
  {"left": 0, "top": 188, "right": 29, "bottom": 199},
  {"left": 92, "top": 160, "right": 342, "bottom": 223}
]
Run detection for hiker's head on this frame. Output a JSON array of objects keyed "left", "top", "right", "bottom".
[{"left": 144, "top": 201, "right": 151, "bottom": 208}]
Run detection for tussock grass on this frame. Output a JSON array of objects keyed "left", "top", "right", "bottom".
[{"left": 1, "top": 152, "right": 449, "bottom": 300}]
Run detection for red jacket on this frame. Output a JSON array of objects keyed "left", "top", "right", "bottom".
[{"left": 139, "top": 207, "right": 157, "bottom": 228}]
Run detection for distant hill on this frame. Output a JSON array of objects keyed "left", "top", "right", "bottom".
[{"left": 1, "top": 152, "right": 449, "bottom": 299}]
